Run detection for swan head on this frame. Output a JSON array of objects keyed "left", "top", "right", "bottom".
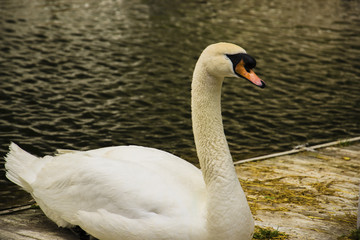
[{"left": 197, "top": 42, "right": 265, "bottom": 88}]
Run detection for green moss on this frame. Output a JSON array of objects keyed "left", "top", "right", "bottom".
[
  {"left": 348, "top": 229, "right": 360, "bottom": 240},
  {"left": 336, "top": 139, "right": 352, "bottom": 147},
  {"left": 253, "top": 226, "right": 288, "bottom": 239},
  {"left": 30, "top": 203, "right": 40, "bottom": 209},
  {"left": 338, "top": 229, "right": 360, "bottom": 240}
]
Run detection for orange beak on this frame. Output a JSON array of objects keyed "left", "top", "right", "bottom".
[{"left": 235, "top": 60, "right": 265, "bottom": 88}]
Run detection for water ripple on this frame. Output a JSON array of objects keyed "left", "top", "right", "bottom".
[{"left": 0, "top": 0, "right": 360, "bottom": 208}]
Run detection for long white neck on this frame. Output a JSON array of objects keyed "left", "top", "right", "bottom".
[{"left": 191, "top": 60, "right": 254, "bottom": 240}]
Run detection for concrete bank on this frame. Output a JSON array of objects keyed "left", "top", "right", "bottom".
[{"left": 236, "top": 137, "right": 360, "bottom": 239}]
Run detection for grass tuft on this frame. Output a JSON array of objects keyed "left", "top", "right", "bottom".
[
  {"left": 338, "top": 229, "right": 360, "bottom": 240},
  {"left": 253, "top": 226, "right": 288, "bottom": 239}
]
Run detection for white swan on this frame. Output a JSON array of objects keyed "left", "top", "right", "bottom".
[{"left": 5, "top": 42, "right": 265, "bottom": 240}]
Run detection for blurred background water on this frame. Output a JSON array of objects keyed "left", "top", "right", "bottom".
[{"left": 0, "top": 0, "right": 359, "bottom": 208}]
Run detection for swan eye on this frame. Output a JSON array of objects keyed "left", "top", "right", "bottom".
[
  {"left": 226, "top": 53, "right": 265, "bottom": 88},
  {"left": 226, "top": 53, "right": 257, "bottom": 72},
  {"left": 243, "top": 54, "right": 257, "bottom": 69}
]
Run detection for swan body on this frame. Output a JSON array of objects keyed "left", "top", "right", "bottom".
[{"left": 5, "top": 42, "right": 265, "bottom": 240}]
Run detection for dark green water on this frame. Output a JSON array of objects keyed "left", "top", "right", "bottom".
[{"left": 1, "top": 0, "right": 360, "bottom": 208}]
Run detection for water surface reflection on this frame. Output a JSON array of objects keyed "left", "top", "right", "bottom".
[{"left": 0, "top": 0, "right": 359, "bottom": 208}]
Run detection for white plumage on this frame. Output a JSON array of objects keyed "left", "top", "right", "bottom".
[{"left": 5, "top": 42, "right": 265, "bottom": 240}]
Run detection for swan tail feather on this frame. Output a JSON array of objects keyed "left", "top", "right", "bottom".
[{"left": 4, "top": 142, "right": 44, "bottom": 193}]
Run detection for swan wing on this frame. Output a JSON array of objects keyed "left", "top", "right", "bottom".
[{"left": 29, "top": 146, "right": 205, "bottom": 231}]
